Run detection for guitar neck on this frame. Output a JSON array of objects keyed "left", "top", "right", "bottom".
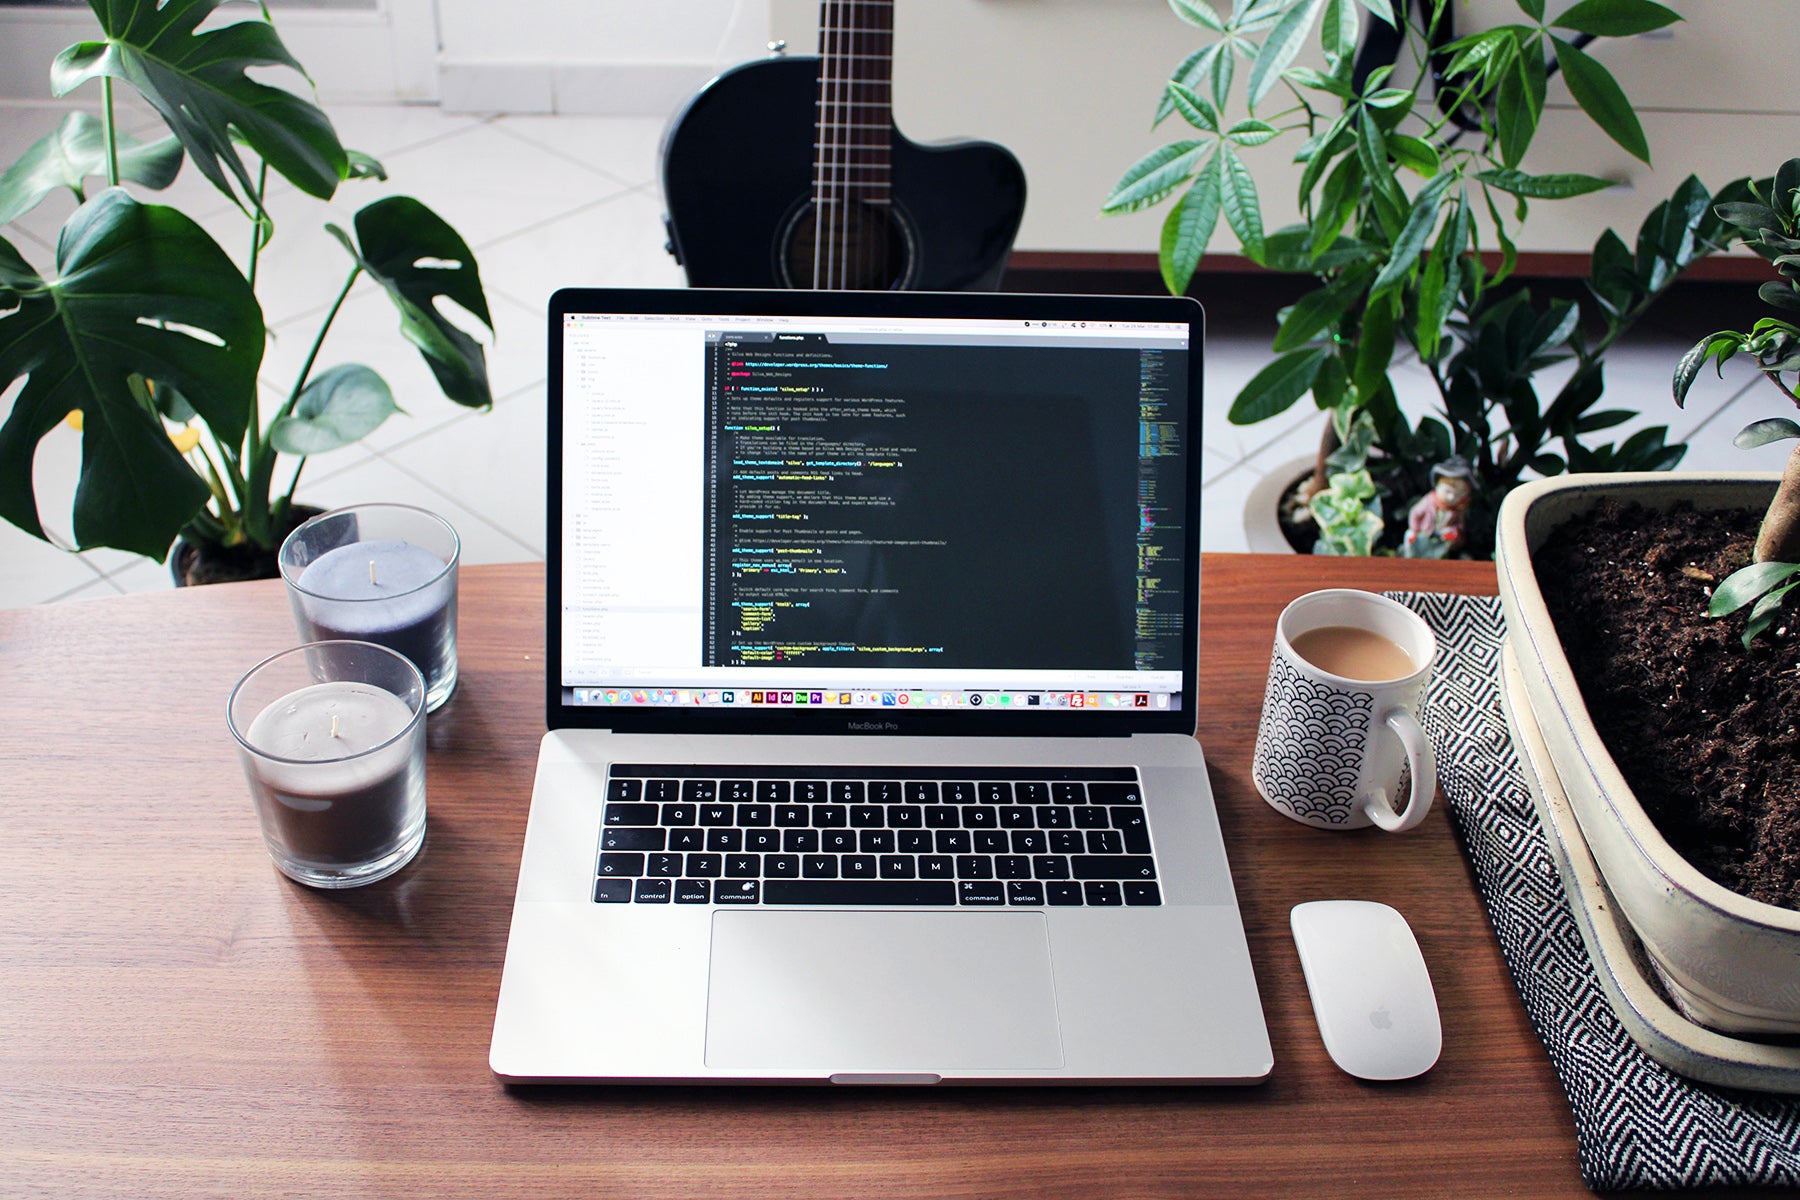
[{"left": 815, "top": 0, "right": 894, "bottom": 206}]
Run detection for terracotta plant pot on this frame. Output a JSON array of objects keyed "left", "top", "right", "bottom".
[{"left": 1495, "top": 471, "right": 1800, "bottom": 1038}]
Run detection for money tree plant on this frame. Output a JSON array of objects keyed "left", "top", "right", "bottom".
[{"left": 0, "top": 0, "right": 494, "bottom": 580}]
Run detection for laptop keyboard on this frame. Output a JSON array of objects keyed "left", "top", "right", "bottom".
[{"left": 594, "top": 765, "right": 1160, "bottom": 907}]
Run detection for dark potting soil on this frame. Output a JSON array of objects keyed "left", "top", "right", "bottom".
[{"left": 1534, "top": 500, "right": 1800, "bottom": 910}]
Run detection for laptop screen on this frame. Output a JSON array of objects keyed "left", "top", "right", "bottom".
[{"left": 547, "top": 289, "right": 1203, "bottom": 736}]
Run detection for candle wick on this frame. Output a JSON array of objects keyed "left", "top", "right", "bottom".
[
  {"left": 330, "top": 715, "right": 342, "bottom": 739},
  {"left": 368, "top": 560, "right": 379, "bottom": 587}
]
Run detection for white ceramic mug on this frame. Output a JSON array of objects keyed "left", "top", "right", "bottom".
[{"left": 1252, "top": 589, "right": 1437, "bottom": 832}]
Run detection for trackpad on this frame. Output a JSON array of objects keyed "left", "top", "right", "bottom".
[{"left": 705, "top": 910, "right": 1064, "bottom": 1072}]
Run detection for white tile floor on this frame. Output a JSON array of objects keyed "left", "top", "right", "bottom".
[{"left": 0, "top": 100, "right": 1782, "bottom": 607}]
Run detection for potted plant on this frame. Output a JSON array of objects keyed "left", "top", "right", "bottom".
[
  {"left": 1104, "top": 0, "right": 1735, "bottom": 558},
  {"left": 0, "top": 0, "right": 494, "bottom": 585},
  {"left": 1494, "top": 160, "right": 1800, "bottom": 1040}
]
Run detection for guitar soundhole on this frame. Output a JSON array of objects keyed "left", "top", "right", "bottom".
[{"left": 779, "top": 200, "right": 914, "bottom": 290}]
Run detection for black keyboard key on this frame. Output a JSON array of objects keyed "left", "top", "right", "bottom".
[
  {"left": 775, "top": 805, "right": 809, "bottom": 827},
  {"left": 1124, "top": 881, "right": 1162, "bottom": 906},
  {"left": 661, "top": 803, "right": 696, "bottom": 826},
  {"left": 764, "top": 854, "right": 800, "bottom": 878},
  {"left": 812, "top": 804, "right": 847, "bottom": 827},
  {"left": 685, "top": 853, "right": 722, "bottom": 878},
  {"left": 1011, "top": 830, "right": 1048, "bottom": 854},
  {"left": 645, "top": 779, "right": 680, "bottom": 803},
  {"left": 1083, "top": 880, "right": 1123, "bottom": 906},
  {"left": 716, "top": 879, "right": 761, "bottom": 904},
  {"left": 1113, "top": 805, "right": 1149, "bottom": 834},
  {"left": 1046, "top": 881, "right": 1084, "bottom": 906},
  {"left": 955, "top": 855, "right": 993, "bottom": 879},
  {"left": 943, "top": 782, "right": 977, "bottom": 804},
  {"left": 887, "top": 804, "right": 923, "bottom": 828},
  {"left": 1032, "top": 855, "right": 1071, "bottom": 880},
  {"left": 919, "top": 855, "right": 954, "bottom": 879},
  {"left": 1037, "top": 806, "right": 1072, "bottom": 829},
  {"left": 898, "top": 829, "right": 931, "bottom": 853},
  {"left": 675, "top": 879, "right": 711, "bottom": 904},
  {"left": 699, "top": 804, "right": 735, "bottom": 826},
  {"left": 879, "top": 855, "right": 915, "bottom": 879},
  {"left": 745, "top": 828, "right": 780, "bottom": 852},
  {"left": 739, "top": 803, "right": 772, "bottom": 826},
  {"left": 1052, "top": 783, "right": 1085, "bottom": 804},
  {"left": 605, "top": 778, "right": 643, "bottom": 803},
  {"left": 670, "top": 828, "right": 706, "bottom": 852},
  {"left": 1073, "top": 806, "right": 1109, "bottom": 829},
  {"left": 803, "top": 855, "right": 838, "bottom": 878},
  {"left": 594, "top": 878, "right": 633, "bottom": 903},
  {"left": 1086, "top": 830, "right": 1125, "bottom": 855},
  {"left": 783, "top": 829, "right": 821, "bottom": 853},
  {"left": 1016, "top": 783, "right": 1050, "bottom": 805},
  {"left": 841, "top": 854, "right": 878, "bottom": 879},
  {"left": 833, "top": 781, "right": 866, "bottom": 805},
  {"left": 1071, "top": 855, "right": 1158, "bottom": 880},
  {"left": 647, "top": 852, "right": 682, "bottom": 877},
  {"left": 906, "top": 782, "right": 940, "bottom": 804},
  {"left": 850, "top": 805, "right": 884, "bottom": 828},
  {"left": 722, "top": 780, "right": 755, "bottom": 803},
  {"left": 1089, "top": 782, "right": 1144, "bottom": 805},
  {"left": 681, "top": 780, "right": 717, "bottom": 804},
  {"left": 935, "top": 829, "right": 972, "bottom": 854},
  {"left": 957, "top": 880, "right": 1005, "bottom": 906},
  {"left": 598, "top": 852, "right": 645, "bottom": 877},
  {"left": 707, "top": 828, "right": 743, "bottom": 853},
  {"left": 725, "top": 854, "right": 760, "bottom": 877},
  {"left": 995, "top": 855, "right": 1031, "bottom": 880},
  {"left": 1048, "top": 830, "right": 1084, "bottom": 854},
  {"left": 821, "top": 828, "right": 856, "bottom": 853},
  {"left": 634, "top": 878, "right": 672, "bottom": 903},
  {"left": 763, "top": 880, "right": 954, "bottom": 905},
  {"left": 796, "top": 781, "right": 829, "bottom": 804},
  {"left": 859, "top": 829, "right": 896, "bottom": 854},
  {"left": 1007, "top": 881, "right": 1045, "bottom": 906},
  {"left": 755, "top": 781, "right": 789, "bottom": 805},
  {"left": 602, "top": 826, "right": 666, "bottom": 852},
  {"left": 999, "top": 805, "right": 1034, "bottom": 828},
  {"left": 962, "top": 805, "right": 997, "bottom": 828},
  {"left": 603, "top": 801, "right": 656, "bottom": 826},
  {"left": 870, "top": 781, "right": 903, "bottom": 804},
  {"left": 924, "top": 805, "right": 959, "bottom": 828},
  {"left": 973, "top": 830, "right": 1008, "bottom": 854},
  {"left": 980, "top": 782, "right": 1013, "bottom": 804}
]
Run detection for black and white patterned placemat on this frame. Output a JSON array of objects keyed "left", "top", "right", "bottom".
[{"left": 1387, "top": 592, "right": 1800, "bottom": 1191}]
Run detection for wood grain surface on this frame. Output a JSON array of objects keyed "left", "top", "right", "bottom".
[{"left": 0, "top": 557, "right": 1767, "bottom": 1199}]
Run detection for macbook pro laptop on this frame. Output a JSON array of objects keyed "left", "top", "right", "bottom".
[{"left": 489, "top": 287, "right": 1271, "bottom": 1085}]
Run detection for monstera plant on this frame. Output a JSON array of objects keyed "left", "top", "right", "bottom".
[{"left": 0, "top": 0, "right": 493, "bottom": 583}]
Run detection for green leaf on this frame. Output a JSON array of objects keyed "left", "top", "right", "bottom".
[
  {"left": 1320, "top": 0, "right": 1359, "bottom": 70},
  {"left": 1358, "top": 0, "right": 1396, "bottom": 27},
  {"left": 1160, "top": 156, "right": 1225, "bottom": 295},
  {"left": 1518, "top": 0, "right": 1546, "bottom": 19},
  {"left": 1167, "top": 82, "right": 1221, "bottom": 133},
  {"left": 1370, "top": 173, "right": 1456, "bottom": 297},
  {"left": 1272, "top": 264, "right": 1377, "bottom": 352},
  {"left": 1169, "top": 0, "right": 1227, "bottom": 31},
  {"left": 1248, "top": 0, "right": 1326, "bottom": 109},
  {"left": 1672, "top": 332, "right": 1742, "bottom": 406},
  {"left": 1476, "top": 169, "right": 1613, "bottom": 200},
  {"left": 1229, "top": 347, "right": 1329, "bottom": 424},
  {"left": 331, "top": 196, "right": 494, "bottom": 410},
  {"left": 270, "top": 363, "right": 401, "bottom": 455},
  {"left": 1734, "top": 418, "right": 1800, "bottom": 449},
  {"left": 1709, "top": 561, "right": 1800, "bottom": 618},
  {"left": 1552, "top": 0, "right": 1680, "bottom": 37},
  {"left": 1387, "top": 134, "right": 1440, "bottom": 176},
  {"left": 52, "top": 0, "right": 349, "bottom": 209},
  {"left": 1551, "top": 35, "right": 1650, "bottom": 164},
  {"left": 0, "top": 190, "right": 262, "bottom": 559},
  {"left": 0, "top": 111, "right": 182, "bottom": 227},
  {"left": 1495, "top": 50, "right": 1541, "bottom": 169},
  {"left": 1218, "top": 147, "right": 1265, "bottom": 262},
  {"left": 1104, "top": 140, "right": 1206, "bottom": 214},
  {"left": 1226, "top": 119, "right": 1282, "bottom": 147}
]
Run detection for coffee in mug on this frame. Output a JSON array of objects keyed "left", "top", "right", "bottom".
[{"left": 1288, "top": 625, "right": 1417, "bottom": 682}]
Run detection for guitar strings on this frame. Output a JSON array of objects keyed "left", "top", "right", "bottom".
[{"left": 813, "top": 0, "right": 895, "bottom": 289}]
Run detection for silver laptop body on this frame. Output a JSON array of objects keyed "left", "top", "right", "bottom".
[{"left": 490, "top": 288, "right": 1270, "bottom": 1085}]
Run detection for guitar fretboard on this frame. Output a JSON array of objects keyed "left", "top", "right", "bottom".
[{"left": 811, "top": 0, "right": 895, "bottom": 287}]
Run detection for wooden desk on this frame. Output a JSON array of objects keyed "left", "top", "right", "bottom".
[{"left": 0, "top": 555, "right": 1726, "bottom": 1198}]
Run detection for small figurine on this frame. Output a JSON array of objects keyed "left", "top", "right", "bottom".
[{"left": 1402, "top": 456, "right": 1474, "bottom": 559}]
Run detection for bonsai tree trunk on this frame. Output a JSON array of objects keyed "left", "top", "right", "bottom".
[{"left": 1756, "top": 442, "right": 1800, "bottom": 563}]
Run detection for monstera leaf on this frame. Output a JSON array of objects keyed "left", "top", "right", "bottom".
[
  {"left": 51, "top": 0, "right": 346, "bottom": 211},
  {"left": 0, "top": 189, "right": 262, "bottom": 560},
  {"left": 0, "top": 111, "right": 182, "bottom": 227},
  {"left": 330, "top": 196, "right": 495, "bottom": 410}
]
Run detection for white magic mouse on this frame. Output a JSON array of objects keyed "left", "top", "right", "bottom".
[{"left": 1290, "top": 900, "right": 1441, "bottom": 1081}]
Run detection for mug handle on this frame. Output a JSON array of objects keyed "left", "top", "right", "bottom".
[{"left": 1364, "top": 708, "right": 1435, "bottom": 832}]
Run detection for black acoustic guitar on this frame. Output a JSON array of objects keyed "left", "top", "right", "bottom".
[{"left": 660, "top": 0, "right": 1026, "bottom": 291}]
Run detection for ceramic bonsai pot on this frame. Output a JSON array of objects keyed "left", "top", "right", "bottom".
[{"left": 1495, "top": 471, "right": 1800, "bottom": 1037}]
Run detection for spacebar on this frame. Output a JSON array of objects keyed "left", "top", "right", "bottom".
[{"left": 761, "top": 880, "right": 957, "bottom": 906}]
